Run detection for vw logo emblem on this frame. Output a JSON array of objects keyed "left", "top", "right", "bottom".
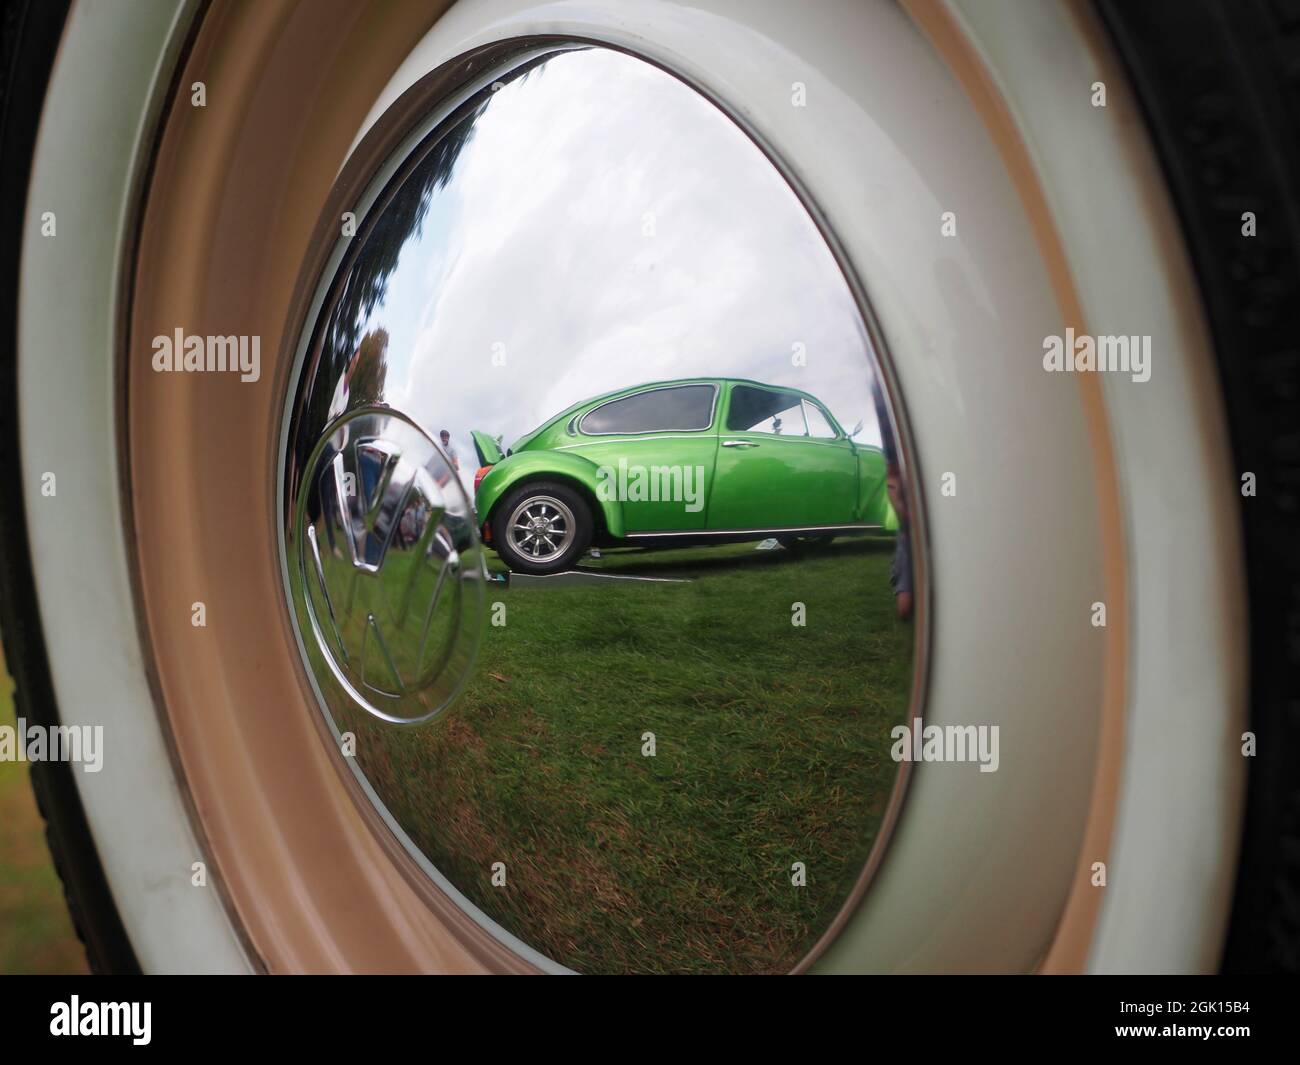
[{"left": 294, "top": 407, "right": 485, "bottom": 724}]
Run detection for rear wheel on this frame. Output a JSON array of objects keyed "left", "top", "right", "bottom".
[{"left": 491, "top": 482, "right": 593, "bottom": 575}]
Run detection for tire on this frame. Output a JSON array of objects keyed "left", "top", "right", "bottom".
[
  {"left": 1097, "top": 0, "right": 1300, "bottom": 975},
  {"left": 5, "top": 0, "right": 1297, "bottom": 975},
  {"left": 490, "top": 481, "right": 593, "bottom": 575},
  {"left": 0, "top": 0, "right": 137, "bottom": 974}
]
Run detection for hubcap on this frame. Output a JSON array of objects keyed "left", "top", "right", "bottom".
[
  {"left": 289, "top": 406, "right": 486, "bottom": 724},
  {"left": 266, "top": 36, "right": 924, "bottom": 974}
]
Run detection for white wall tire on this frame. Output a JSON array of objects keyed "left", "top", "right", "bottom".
[{"left": 11, "top": 0, "right": 1248, "bottom": 973}]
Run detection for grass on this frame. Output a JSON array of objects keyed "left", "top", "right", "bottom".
[
  {"left": 0, "top": 530, "right": 907, "bottom": 974},
  {"left": 333, "top": 534, "right": 912, "bottom": 973},
  {"left": 0, "top": 661, "right": 88, "bottom": 974}
]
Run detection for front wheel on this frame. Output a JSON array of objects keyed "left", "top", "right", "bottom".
[{"left": 491, "top": 482, "right": 593, "bottom": 574}]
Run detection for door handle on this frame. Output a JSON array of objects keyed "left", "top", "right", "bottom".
[{"left": 722, "top": 440, "right": 759, "bottom": 448}]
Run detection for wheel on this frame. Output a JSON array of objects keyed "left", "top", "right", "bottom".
[
  {"left": 2, "top": 0, "right": 1296, "bottom": 977},
  {"left": 1097, "top": 0, "right": 1300, "bottom": 975},
  {"left": 491, "top": 482, "right": 592, "bottom": 575}
]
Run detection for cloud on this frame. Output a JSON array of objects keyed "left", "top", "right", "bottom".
[{"left": 348, "top": 48, "right": 884, "bottom": 494}]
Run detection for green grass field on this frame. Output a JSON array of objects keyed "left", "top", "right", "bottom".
[
  {"left": 0, "top": 663, "right": 87, "bottom": 974},
  {"left": 336, "top": 535, "right": 912, "bottom": 973}
]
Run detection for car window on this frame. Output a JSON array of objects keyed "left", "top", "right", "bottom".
[
  {"left": 726, "top": 385, "right": 810, "bottom": 436},
  {"left": 580, "top": 384, "right": 716, "bottom": 434},
  {"left": 803, "top": 400, "right": 838, "bottom": 439}
]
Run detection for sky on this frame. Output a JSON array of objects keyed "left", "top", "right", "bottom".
[{"left": 344, "top": 47, "right": 884, "bottom": 494}]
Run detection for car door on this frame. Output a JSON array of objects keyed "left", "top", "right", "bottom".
[
  {"left": 706, "top": 384, "right": 859, "bottom": 531},
  {"left": 562, "top": 382, "right": 720, "bottom": 532}
]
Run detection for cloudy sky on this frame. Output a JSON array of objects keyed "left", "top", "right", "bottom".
[{"left": 345, "top": 47, "right": 883, "bottom": 493}]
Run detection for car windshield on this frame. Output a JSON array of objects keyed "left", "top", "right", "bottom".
[
  {"left": 803, "top": 400, "right": 838, "bottom": 438},
  {"left": 727, "top": 386, "right": 810, "bottom": 435}
]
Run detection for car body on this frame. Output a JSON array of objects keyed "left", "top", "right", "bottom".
[{"left": 472, "top": 378, "right": 896, "bottom": 568}]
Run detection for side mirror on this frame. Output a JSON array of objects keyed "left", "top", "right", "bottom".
[{"left": 849, "top": 418, "right": 864, "bottom": 437}]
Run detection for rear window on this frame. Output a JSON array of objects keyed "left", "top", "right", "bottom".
[{"left": 580, "top": 384, "right": 716, "bottom": 434}]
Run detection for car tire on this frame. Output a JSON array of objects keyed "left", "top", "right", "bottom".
[
  {"left": 491, "top": 481, "right": 593, "bottom": 575},
  {"left": 1097, "top": 0, "right": 1300, "bottom": 975},
  {"left": 0, "top": 0, "right": 138, "bottom": 974},
  {"left": 4, "top": 0, "right": 1296, "bottom": 975}
]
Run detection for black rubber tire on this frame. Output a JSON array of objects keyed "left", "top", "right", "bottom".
[
  {"left": 1098, "top": 0, "right": 1300, "bottom": 973},
  {"left": 0, "top": 0, "right": 139, "bottom": 973},
  {"left": 490, "top": 481, "right": 593, "bottom": 574}
]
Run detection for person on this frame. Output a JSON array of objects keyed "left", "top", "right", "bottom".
[
  {"left": 439, "top": 429, "right": 460, "bottom": 472},
  {"left": 872, "top": 381, "right": 912, "bottom": 621},
  {"left": 886, "top": 466, "right": 911, "bottom": 621}
]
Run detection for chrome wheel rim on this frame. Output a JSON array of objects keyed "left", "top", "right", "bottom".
[{"left": 505, "top": 495, "right": 576, "bottom": 561}]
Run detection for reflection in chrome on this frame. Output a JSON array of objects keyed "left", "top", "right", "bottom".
[
  {"left": 505, "top": 493, "right": 576, "bottom": 561},
  {"left": 295, "top": 407, "right": 485, "bottom": 724},
  {"left": 515, "top": 571, "right": 691, "bottom": 585},
  {"left": 279, "top": 42, "right": 915, "bottom": 974},
  {"left": 577, "top": 383, "right": 720, "bottom": 437},
  {"left": 623, "top": 522, "right": 882, "bottom": 539}
]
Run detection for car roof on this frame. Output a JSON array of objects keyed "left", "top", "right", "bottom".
[
  {"left": 516, "top": 377, "right": 833, "bottom": 448},
  {"left": 577, "top": 376, "right": 824, "bottom": 411}
]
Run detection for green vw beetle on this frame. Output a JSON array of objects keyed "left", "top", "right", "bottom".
[{"left": 471, "top": 378, "right": 897, "bottom": 574}]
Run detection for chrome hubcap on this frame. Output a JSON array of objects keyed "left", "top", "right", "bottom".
[
  {"left": 286, "top": 407, "right": 486, "bottom": 725},
  {"left": 271, "top": 37, "right": 920, "bottom": 974}
]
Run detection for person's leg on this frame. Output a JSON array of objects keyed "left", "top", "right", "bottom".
[
  {"left": 896, "top": 589, "right": 912, "bottom": 622},
  {"left": 885, "top": 465, "right": 912, "bottom": 620},
  {"left": 889, "top": 524, "right": 912, "bottom": 621}
]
